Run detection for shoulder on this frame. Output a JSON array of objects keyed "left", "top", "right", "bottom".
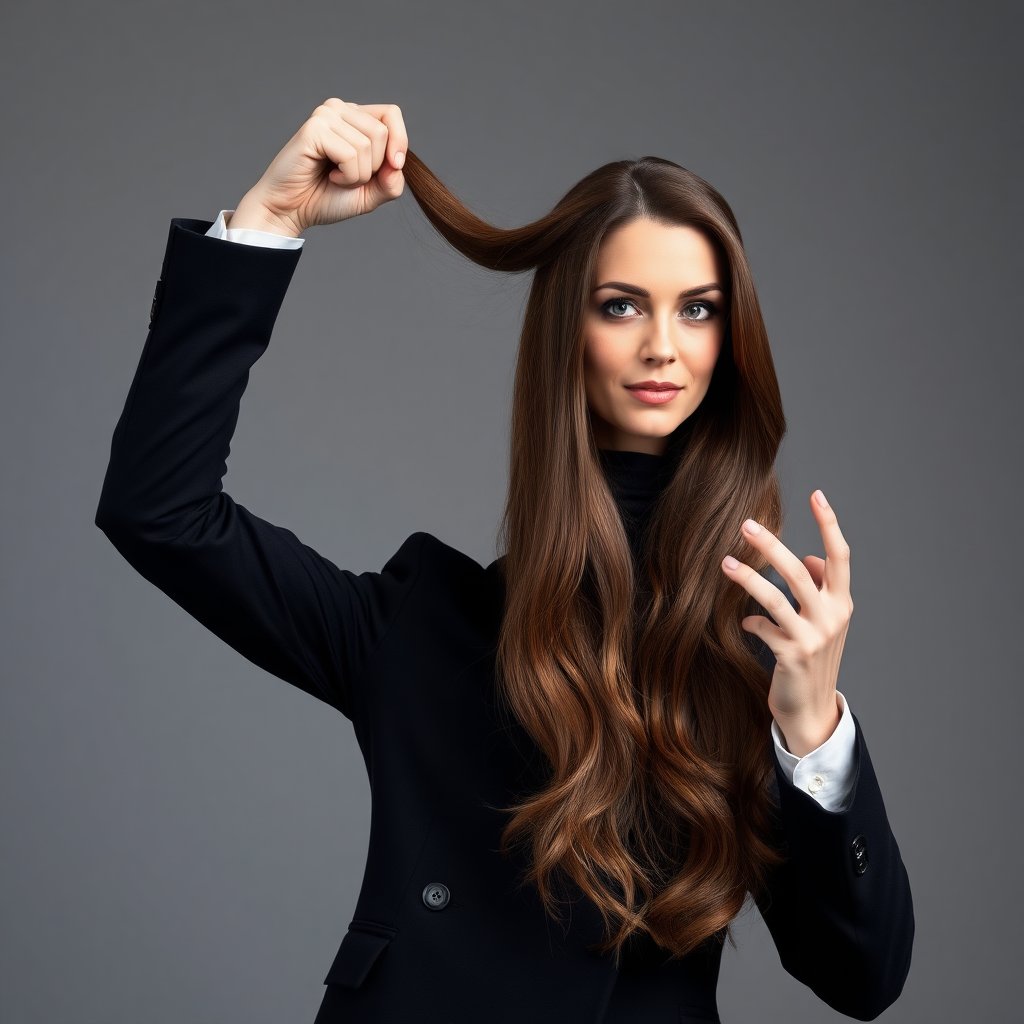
[
  {"left": 383, "top": 531, "right": 494, "bottom": 578},
  {"left": 380, "top": 531, "right": 506, "bottom": 632}
]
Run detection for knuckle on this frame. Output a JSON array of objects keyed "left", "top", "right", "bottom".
[
  {"left": 304, "top": 124, "right": 328, "bottom": 150},
  {"left": 793, "top": 564, "right": 814, "bottom": 588},
  {"left": 335, "top": 139, "right": 357, "bottom": 162}
]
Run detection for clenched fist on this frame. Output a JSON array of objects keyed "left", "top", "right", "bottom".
[{"left": 228, "top": 98, "right": 409, "bottom": 238}]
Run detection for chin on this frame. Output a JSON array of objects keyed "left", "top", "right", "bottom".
[{"left": 622, "top": 415, "right": 686, "bottom": 439}]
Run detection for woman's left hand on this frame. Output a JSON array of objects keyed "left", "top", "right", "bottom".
[{"left": 721, "top": 489, "right": 853, "bottom": 757}]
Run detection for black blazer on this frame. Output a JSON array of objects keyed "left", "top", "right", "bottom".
[{"left": 95, "top": 219, "right": 914, "bottom": 1023}]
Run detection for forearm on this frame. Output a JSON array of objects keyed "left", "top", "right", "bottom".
[
  {"left": 773, "top": 692, "right": 843, "bottom": 757},
  {"left": 95, "top": 218, "right": 301, "bottom": 540},
  {"left": 759, "top": 716, "right": 915, "bottom": 1020}
]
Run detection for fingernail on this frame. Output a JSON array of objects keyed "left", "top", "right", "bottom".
[
  {"left": 394, "top": 151, "right": 405, "bottom": 168},
  {"left": 814, "top": 490, "right": 828, "bottom": 508},
  {"left": 742, "top": 519, "right": 761, "bottom": 535},
  {"left": 723, "top": 555, "right": 740, "bottom": 570}
]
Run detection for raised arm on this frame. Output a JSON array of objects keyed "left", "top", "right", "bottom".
[{"left": 95, "top": 100, "right": 416, "bottom": 721}]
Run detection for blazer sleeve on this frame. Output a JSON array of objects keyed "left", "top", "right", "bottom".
[
  {"left": 748, "top": 569, "right": 915, "bottom": 1020},
  {"left": 94, "top": 217, "right": 422, "bottom": 722}
]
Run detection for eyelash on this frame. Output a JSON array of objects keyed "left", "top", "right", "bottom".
[{"left": 601, "top": 297, "right": 720, "bottom": 322}]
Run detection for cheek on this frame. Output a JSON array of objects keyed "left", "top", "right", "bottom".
[
  {"left": 582, "top": 332, "right": 622, "bottom": 397},
  {"left": 693, "top": 335, "right": 724, "bottom": 380}
]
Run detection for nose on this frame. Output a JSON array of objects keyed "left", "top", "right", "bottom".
[{"left": 639, "top": 312, "right": 677, "bottom": 366}]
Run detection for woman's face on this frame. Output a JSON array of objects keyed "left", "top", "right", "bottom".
[{"left": 583, "top": 217, "right": 727, "bottom": 455}]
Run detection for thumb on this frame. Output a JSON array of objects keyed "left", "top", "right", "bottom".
[{"left": 366, "top": 160, "right": 405, "bottom": 209}]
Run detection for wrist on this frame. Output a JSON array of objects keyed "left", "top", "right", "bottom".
[
  {"left": 774, "top": 695, "right": 842, "bottom": 758},
  {"left": 227, "top": 195, "right": 302, "bottom": 238}
]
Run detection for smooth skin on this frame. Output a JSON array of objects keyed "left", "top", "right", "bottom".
[
  {"left": 584, "top": 218, "right": 726, "bottom": 456},
  {"left": 228, "top": 98, "right": 408, "bottom": 236},
  {"left": 231, "top": 98, "right": 849, "bottom": 758}
]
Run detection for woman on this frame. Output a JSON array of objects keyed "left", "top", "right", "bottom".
[{"left": 95, "top": 99, "right": 914, "bottom": 1022}]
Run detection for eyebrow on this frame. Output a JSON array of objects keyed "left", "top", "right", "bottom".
[{"left": 592, "top": 281, "right": 725, "bottom": 298}]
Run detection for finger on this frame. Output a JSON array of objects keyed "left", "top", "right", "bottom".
[
  {"left": 307, "top": 104, "right": 366, "bottom": 186},
  {"left": 738, "top": 518, "right": 822, "bottom": 619},
  {"left": 364, "top": 160, "right": 405, "bottom": 206},
  {"left": 810, "top": 490, "right": 851, "bottom": 596},
  {"left": 326, "top": 116, "right": 377, "bottom": 184},
  {"left": 721, "top": 554, "right": 808, "bottom": 639},
  {"left": 357, "top": 102, "right": 409, "bottom": 169},
  {"left": 739, "top": 613, "right": 789, "bottom": 660},
  {"left": 337, "top": 104, "right": 391, "bottom": 174},
  {"left": 803, "top": 554, "right": 826, "bottom": 590},
  {"left": 350, "top": 107, "right": 406, "bottom": 204},
  {"left": 321, "top": 98, "right": 390, "bottom": 176},
  {"left": 321, "top": 125, "right": 402, "bottom": 208},
  {"left": 310, "top": 120, "right": 361, "bottom": 186}
]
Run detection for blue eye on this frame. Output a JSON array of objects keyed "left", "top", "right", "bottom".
[
  {"left": 601, "top": 298, "right": 720, "bottom": 321},
  {"left": 603, "top": 298, "right": 640, "bottom": 318}
]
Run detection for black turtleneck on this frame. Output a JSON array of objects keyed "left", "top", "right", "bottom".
[{"left": 598, "top": 448, "right": 675, "bottom": 565}]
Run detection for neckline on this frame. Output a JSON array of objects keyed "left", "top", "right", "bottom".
[
  {"left": 597, "top": 448, "right": 665, "bottom": 466},
  {"left": 597, "top": 448, "right": 673, "bottom": 496}
]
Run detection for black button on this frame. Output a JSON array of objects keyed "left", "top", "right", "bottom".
[
  {"left": 422, "top": 882, "right": 450, "bottom": 910},
  {"left": 851, "top": 835, "right": 869, "bottom": 875}
]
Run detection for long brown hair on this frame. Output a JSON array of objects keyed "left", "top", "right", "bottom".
[{"left": 402, "top": 149, "right": 788, "bottom": 962}]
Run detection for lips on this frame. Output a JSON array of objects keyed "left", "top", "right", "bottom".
[
  {"left": 624, "top": 381, "right": 682, "bottom": 406},
  {"left": 625, "top": 381, "right": 681, "bottom": 391}
]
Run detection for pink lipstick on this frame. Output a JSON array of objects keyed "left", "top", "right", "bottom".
[{"left": 624, "top": 380, "right": 682, "bottom": 405}]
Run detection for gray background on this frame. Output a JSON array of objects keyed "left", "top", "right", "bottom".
[{"left": 2, "top": 1, "right": 1020, "bottom": 1021}]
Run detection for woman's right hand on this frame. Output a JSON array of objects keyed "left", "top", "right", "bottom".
[{"left": 228, "top": 98, "right": 408, "bottom": 237}]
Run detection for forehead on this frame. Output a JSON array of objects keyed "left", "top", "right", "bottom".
[{"left": 594, "top": 218, "right": 723, "bottom": 285}]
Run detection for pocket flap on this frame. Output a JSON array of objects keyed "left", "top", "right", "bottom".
[{"left": 323, "top": 920, "right": 397, "bottom": 988}]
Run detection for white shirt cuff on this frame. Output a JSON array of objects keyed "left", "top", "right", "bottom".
[
  {"left": 772, "top": 691, "right": 857, "bottom": 813},
  {"left": 204, "top": 209, "right": 305, "bottom": 250}
]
